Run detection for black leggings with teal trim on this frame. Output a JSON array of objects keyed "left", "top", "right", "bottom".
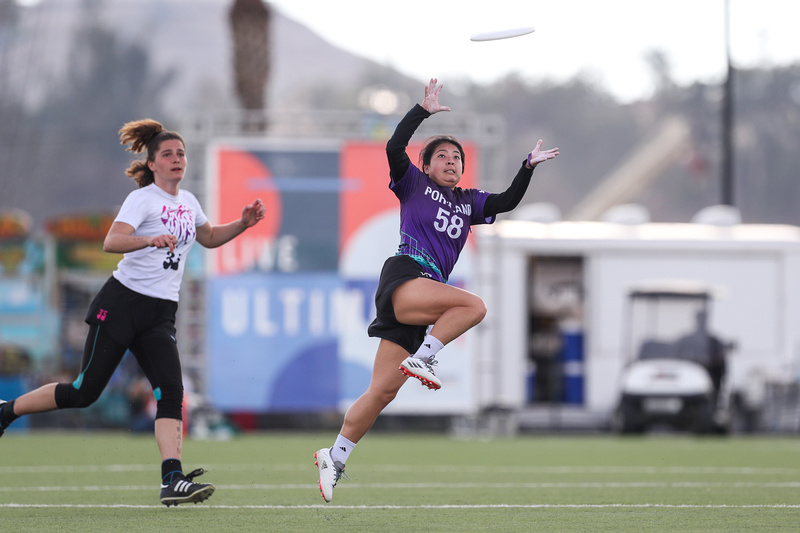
[{"left": 54, "top": 323, "right": 184, "bottom": 420}]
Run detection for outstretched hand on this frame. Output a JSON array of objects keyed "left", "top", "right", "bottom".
[
  {"left": 241, "top": 198, "right": 266, "bottom": 228},
  {"left": 526, "top": 140, "right": 559, "bottom": 169},
  {"left": 421, "top": 78, "right": 451, "bottom": 114}
]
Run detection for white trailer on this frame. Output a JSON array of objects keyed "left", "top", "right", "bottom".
[{"left": 473, "top": 218, "right": 800, "bottom": 428}]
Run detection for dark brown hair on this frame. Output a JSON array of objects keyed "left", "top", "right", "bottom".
[{"left": 119, "top": 119, "right": 185, "bottom": 188}]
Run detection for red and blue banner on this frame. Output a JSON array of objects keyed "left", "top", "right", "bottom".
[{"left": 206, "top": 139, "right": 479, "bottom": 414}]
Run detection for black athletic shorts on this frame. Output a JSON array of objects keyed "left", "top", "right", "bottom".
[
  {"left": 367, "top": 254, "right": 433, "bottom": 354},
  {"left": 85, "top": 276, "right": 178, "bottom": 347}
]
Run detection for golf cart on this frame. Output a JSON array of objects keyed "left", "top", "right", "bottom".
[{"left": 612, "top": 281, "right": 733, "bottom": 434}]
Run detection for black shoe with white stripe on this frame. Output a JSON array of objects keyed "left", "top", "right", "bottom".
[
  {"left": 160, "top": 468, "right": 215, "bottom": 507},
  {"left": 0, "top": 400, "right": 8, "bottom": 438}
]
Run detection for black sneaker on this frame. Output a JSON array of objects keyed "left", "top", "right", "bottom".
[
  {"left": 159, "top": 468, "right": 215, "bottom": 507},
  {"left": 0, "top": 400, "right": 9, "bottom": 438}
]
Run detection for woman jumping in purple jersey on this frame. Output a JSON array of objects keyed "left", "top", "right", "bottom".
[{"left": 314, "top": 79, "right": 558, "bottom": 502}]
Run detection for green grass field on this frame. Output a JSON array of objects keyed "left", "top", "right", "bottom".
[{"left": 1, "top": 430, "right": 798, "bottom": 532}]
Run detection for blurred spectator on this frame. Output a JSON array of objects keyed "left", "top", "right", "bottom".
[{"left": 127, "top": 376, "right": 156, "bottom": 432}]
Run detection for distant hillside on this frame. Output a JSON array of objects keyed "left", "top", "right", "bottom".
[
  {"left": 4, "top": 0, "right": 415, "bottom": 114},
  {"left": 0, "top": 0, "right": 421, "bottom": 230},
  {"left": 2, "top": 0, "right": 798, "bottom": 229}
]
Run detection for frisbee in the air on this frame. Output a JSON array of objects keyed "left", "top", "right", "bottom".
[{"left": 470, "top": 26, "right": 535, "bottom": 42}]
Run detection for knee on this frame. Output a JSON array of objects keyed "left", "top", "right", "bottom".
[
  {"left": 73, "top": 391, "right": 100, "bottom": 409},
  {"left": 367, "top": 385, "right": 400, "bottom": 409},
  {"left": 154, "top": 386, "right": 184, "bottom": 421},
  {"left": 55, "top": 383, "right": 100, "bottom": 409},
  {"left": 469, "top": 295, "right": 487, "bottom": 326},
  {"left": 378, "top": 388, "right": 400, "bottom": 406}
]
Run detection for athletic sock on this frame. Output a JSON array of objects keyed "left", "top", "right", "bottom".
[
  {"left": 161, "top": 458, "right": 183, "bottom": 484},
  {"left": 412, "top": 334, "right": 444, "bottom": 360},
  {"left": 330, "top": 434, "right": 356, "bottom": 465},
  {"left": 0, "top": 400, "right": 19, "bottom": 427}
]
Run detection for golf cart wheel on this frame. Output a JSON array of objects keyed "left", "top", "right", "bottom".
[
  {"left": 690, "top": 401, "right": 715, "bottom": 434},
  {"left": 614, "top": 401, "right": 645, "bottom": 434}
]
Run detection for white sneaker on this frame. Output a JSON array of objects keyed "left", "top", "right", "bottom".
[
  {"left": 314, "top": 448, "right": 348, "bottom": 503},
  {"left": 399, "top": 356, "right": 442, "bottom": 390}
]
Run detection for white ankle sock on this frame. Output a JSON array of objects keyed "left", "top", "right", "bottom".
[
  {"left": 330, "top": 434, "right": 357, "bottom": 465},
  {"left": 412, "top": 334, "right": 444, "bottom": 360}
]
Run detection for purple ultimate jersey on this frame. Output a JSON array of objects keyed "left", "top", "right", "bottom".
[{"left": 391, "top": 164, "right": 494, "bottom": 283}]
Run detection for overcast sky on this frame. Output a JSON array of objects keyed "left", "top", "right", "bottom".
[{"left": 270, "top": 0, "right": 800, "bottom": 103}]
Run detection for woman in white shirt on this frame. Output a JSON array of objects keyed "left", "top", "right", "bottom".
[{"left": 0, "top": 119, "right": 266, "bottom": 507}]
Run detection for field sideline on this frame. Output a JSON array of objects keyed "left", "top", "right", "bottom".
[{"left": 1, "top": 431, "right": 798, "bottom": 532}]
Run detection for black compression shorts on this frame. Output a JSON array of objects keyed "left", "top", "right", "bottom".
[
  {"left": 85, "top": 276, "right": 178, "bottom": 347},
  {"left": 64, "top": 276, "right": 184, "bottom": 420},
  {"left": 367, "top": 254, "right": 432, "bottom": 354}
]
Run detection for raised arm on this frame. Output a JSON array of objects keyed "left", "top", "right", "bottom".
[
  {"left": 196, "top": 198, "right": 266, "bottom": 249},
  {"left": 386, "top": 79, "right": 451, "bottom": 183},
  {"left": 386, "top": 105, "right": 428, "bottom": 183},
  {"left": 484, "top": 140, "right": 559, "bottom": 217}
]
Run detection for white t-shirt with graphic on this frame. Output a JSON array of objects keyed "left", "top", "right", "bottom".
[{"left": 112, "top": 183, "right": 208, "bottom": 301}]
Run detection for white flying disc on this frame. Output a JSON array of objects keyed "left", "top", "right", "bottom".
[{"left": 470, "top": 26, "right": 535, "bottom": 42}]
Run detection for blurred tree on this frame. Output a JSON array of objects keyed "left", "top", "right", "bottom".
[
  {"left": 0, "top": 0, "right": 22, "bottom": 205},
  {"left": 7, "top": 0, "right": 174, "bottom": 226},
  {"left": 3, "top": 1, "right": 799, "bottom": 229},
  {"left": 229, "top": 0, "right": 270, "bottom": 131},
  {"left": 462, "top": 73, "right": 643, "bottom": 212},
  {"left": 0, "top": 0, "right": 18, "bottom": 43},
  {"left": 732, "top": 65, "right": 800, "bottom": 225},
  {"left": 644, "top": 49, "right": 676, "bottom": 96},
  {"left": 625, "top": 64, "right": 800, "bottom": 225}
]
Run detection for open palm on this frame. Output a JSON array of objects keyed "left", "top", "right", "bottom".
[
  {"left": 527, "top": 140, "right": 560, "bottom": 168},
  {"left": 422, "top": 78, "right": 451, "bottom": 114}
]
